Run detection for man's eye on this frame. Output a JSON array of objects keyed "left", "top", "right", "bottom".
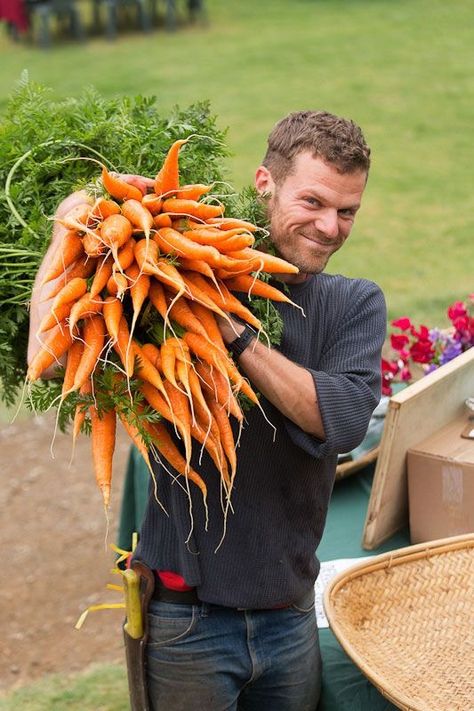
[
  {"left": 339, "top": 209, "right": 355, "bottom": 218},
  {"left": 304, "top": 197, "right": 320, "bottom": 207}
]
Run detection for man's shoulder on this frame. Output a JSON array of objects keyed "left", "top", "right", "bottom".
[{"left": 317, "top": 272, "right": 384, "bottom": 299}]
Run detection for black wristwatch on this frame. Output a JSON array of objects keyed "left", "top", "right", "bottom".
[{"left": 228, "top": 324, "right": 257, "bottom": 359}]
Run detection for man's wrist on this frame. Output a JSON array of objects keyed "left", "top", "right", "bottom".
[{"left": 227, "top": 324, "right": 257, "bottom": 359}]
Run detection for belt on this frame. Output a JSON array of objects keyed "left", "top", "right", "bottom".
[{"left": 152, "top": 577, "right": 201, "bottom": 604}]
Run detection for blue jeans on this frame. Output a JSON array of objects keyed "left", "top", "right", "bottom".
[{"left": 146, "top": 588, "right": 321, "bottom": 711}]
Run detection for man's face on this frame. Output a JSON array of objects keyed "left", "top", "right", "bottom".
[{"left": 255, "top": 151, "right": 367, "bottom": 280}]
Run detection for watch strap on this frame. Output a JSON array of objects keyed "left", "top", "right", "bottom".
[{"left": 228, "top": 325, "right": 256, "bottom": 359}]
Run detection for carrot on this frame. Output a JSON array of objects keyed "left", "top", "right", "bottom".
[
  {"left": 113, "top": 316, "right": 135, "bottom": 377},
  {"left": 43, "top": 257, "right": 97, "bottom": 301},
  {"left": 103, "top": 295, "right": 123, "bottom": 343},
  {"left": 178, "top": 272, "right": 233, "bottom": 325},
  {"left": 89, "top": 197, "right": 121, "bottom": 220},
  {"left": 107, "top": 271, "right": 129, "bottom": 299},
  {"left": 58, "top": 203, "right": 92, "bottom": 231},
  {"left": 195, "top": 360, "right": 243, "bottom": 422},
  {"left": 140, "top": 381, "right": 180, "bottom": 429},
  {"left": 182, "top": 226, "right": 248, "bottom": 246},
  {"left": 125, "top": 262, "right": 150, "bottom": 334},
  {"left": 149, "top": 420, "right": 207, "bottom": 503},
  {"left": 116, "top": 408, "right": 153, "bottom": 474},
  {"left": 224, "top": 274, "right": 301, "bottom": 307},
  {"left": 160, "top": 339, "right": 179, "bottom": 389},
  {"left": 73, "top": 314, "right": 106, "bottom": 390},
  {"left": 72, "top": 378, "right": 92, "bottom": 448},
  {"left": 154, "top": 138, "right": 189, "bottom": 196},
  {"left": 165, "top": 295, "right": 210, "bottom": 342},
  {"left": 68, "top": 293, "right": 103, "bottom": 334},
  {"left": 121, "top": 199, "right": 153, "bottom": 240},
  {"left": 162, "top": 382, "right": 193, "bottom": 472},
  {"left": 187, "top": 300, "right": 227, "bottom": 353},
  {"left": 40, "top": 231, "right": 85, "bottom": 285},
  {"left": 162, "top": 198, "right": 224, "bottom": 221},
  {"left": 203, "top": 391, "right": 237, "bottom": 481},
  {"left": 142, "top": 194, "right": 163, "bottom": 215},
  {"left": 37, "top": 301, "right": 73, "bottom": 334},
  {"left": 226, "top": 247, "right": 299, "bottom": 275},
  {"left": 61, "top": 339, "right": 84, "bottom": 398},
  {"left": 183, "top": 331, "right": 228, "bottom": 374},
  {"left": 132, "top": 342, "right": 169, "bottom": 402},
  {"left": 89, "top": 404, "right": 116, "bottom": 507},
  {"left": 100, "top": 214, "right": 133, "bottom": 251},
  {"left": 115, "top": 237, "right": 136, "bottom": 271},
  {"left": 185, "top": 272, "right": 262, "bottom": 330},
  {"left": 135, "top": 240, "right": 188, "bottom": 297},
  {"left": 82, "top": 228, "right": 107, "bottom": 258},
  {"left": 176, "top": 184, "right": 211, "bottom": 201},
  {"left": 141, "top": 343, "right": 162, "bottom": 371},
  {"left": 176, "top": 257, "right": 215, "bottom": 281},
  {"left": 154, "top": 227, "right": 222, "bottom": 265},
  {"left": 101, "top": 166, "right": 143, "bottom": 202},
  {"left": 213, "top": 234, "right": 255, "bottom": 252},
  {"left": 90, "top": 257, "right": 114, "bottom": 298},
  {"left": 51, "top": 277, "right": 88, "bottom": 313},
  {"left": 27, "top": 321, "right": 75, "bottom": 381},
  {"left": 153, "top": 214, "right": 173, "bottom": 229},
  {"left": 207, "top": 217, "right": 259, "bottom": 232},
  {"left": 148, "top": 280, "right": 168, "bottom": 320}
]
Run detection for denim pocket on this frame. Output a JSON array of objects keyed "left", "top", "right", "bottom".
[
  {"left": 147, "top": 601, "right": 198, "bottom": 648},
  {"left": 290, "top": 587, "right": 315, "bottom": 614}
]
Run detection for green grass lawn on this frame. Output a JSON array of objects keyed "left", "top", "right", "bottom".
[
  {"left": 1, "top": 0, "right": 472, "bottom": 326},
  {"left": 0, "top": 0, "right": 472, "bottom": 703}
]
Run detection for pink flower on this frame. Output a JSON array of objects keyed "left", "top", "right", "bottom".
[
  {"left": 391, "top": 317, "right": 412, "bottom": 331},
  {"left": 447, "top": 301, "right": 467, "bottom": 321},
  {"left": 409, "top": 339, "right": 435, "bottom": 364},
  {"left": 400, "top": 366, "right": 412, "bottom": 381},
  {"left": 410, "top": 324, "right": 430, "bottom": 340},
  {"left": 390, "top": 333, "right": 409, "bottom": 351}
]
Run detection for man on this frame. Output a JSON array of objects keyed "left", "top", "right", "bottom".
[
  {"left": 133, "top": 111, "right": 386, "bottom": 710},
  {"left": 28, "top": 110, "right": 386, "bottom": 710}
]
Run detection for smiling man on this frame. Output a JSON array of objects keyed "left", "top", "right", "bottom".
[{"left": 135, "top": 111, "right": 387, "bottom": 710}]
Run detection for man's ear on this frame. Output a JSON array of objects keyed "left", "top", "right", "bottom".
[{"left": 255, "top": 165, "right": 275, "bottom": 196}]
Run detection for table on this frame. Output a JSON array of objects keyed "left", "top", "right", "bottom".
[{"left": 117, "top": 454, "right": 409, "bottom": 710}]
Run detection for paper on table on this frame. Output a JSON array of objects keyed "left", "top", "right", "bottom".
[{"left": 315, "top": 557, "right": 373, "bottom": 628}]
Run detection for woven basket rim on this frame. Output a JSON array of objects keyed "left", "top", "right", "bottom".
[{"left": 323, "top": 533, "right": 474, "bottom": 711}]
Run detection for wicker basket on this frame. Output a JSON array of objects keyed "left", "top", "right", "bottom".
[{"left": 323, "top": 534, "right": 474, "bottom": 711}]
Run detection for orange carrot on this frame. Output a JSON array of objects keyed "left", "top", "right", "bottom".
[
  {"left": 133, "top": 342, "right": 168, "bottom": 399},
  {"left": 141, "top": 343, "right": 162, "bottom": 371},
  {"left": 115, "top": 237, "right": 136, "bottom": 271},
  {"left": 89, "top": 404, "right": 116, "bottom": 507},
  {"left": 121, "top": 199, "right": 153, "bottom": 240},
  {"left": 101, "top": 166, "right": 143, "bottom": 202},
  {"left": 126, "top": 262, "right": 150, "bottom": 334},
  {"left": 82, "top": 228, "right": 107, "bottom": 258},
  {"left": 203, "top": 391, "right": 237, "bottom": 481},
  {"left": 160, "top": 339, "right": 179, "bottom": 389},
  {"left": 148, "top": 280, "right": 168, "bottom": 320},
  {"left": 68, "top": 293, "right": 103, "bottom": 334},
  {"left": 58, "top": 203, "right": 92, "bottom": 231},
  {"left": 42, "top": 257, "right": 97, "bottom": 302},
  {"left": 187, "top": 300, "right": 227, "bottom": 353},
  {"left": 103, "top": 295, "right": 123, "bottom": 343},
  {"left": 37, "top": 301, "right": 73, "bottom": 334},
  {"left": 176, "top": 184, "right": 211, "bottom": 201},
  {"left": 185, "top": 272, "right": 262, "bottom": 330},
  {"left": 226, "top": 247, "right": 299, "bottom": 275},
  {"left": 113, "top": 316, "right": 135, "bottom": 377},
  {"left": 107, "top": 271, "right": 129, "bottom": 299},
  {"left": 90, "top": 257, "right": 114, "bottom": 298},
  {"left": 213, "top": 234, "right": 255, "bottom": 252},
  {"left": 51, "top": 277, "right": 88, "bottom": 312},
  {"left": 100, "top": 214, "right": 133, "bottom": 251},
  {"left": 206, "top": 217, "right": 259, "bottom": 232},
  {"left": 149, "top": 420, "right": 207, "bottom": 502},
  {"left": 154, "top": 138, "right": 189, "bottom": 196},
  {"left": 224, "top": 274, "right": 301, "bottom": 307},
  {"left": 153, "top": 214, "right": 173, "bottom": 229},
  {"left": 165, "top": 295, "right": 210, "bottom": 342},
  {"left": 27, "top": 321, "right": 75, "bottom": 381},
  {"left": 41, "top": 231, "right": 85, "bottom": 285},
  {"left": 89, "top": 197, "right": 121, "bottom": 220},
  {"left": 61, "top": 339, "right": 84, "bottom": 398},
  {"left": 142, "top": 193, "right": 163, "bottom": 215},
  {"left": 161, "top": 199, "right": 224, "bottom": 220},
  {"left": 162, "top": 381, "right": 193, "bottom": 470},
  {"left": 195, "top": 360, "right": 243, "bottom": 422},
  {"left": 73, "top": 314, "right": 106, "bottom": 390},
  {"left": 72, "top": 378, "right": 92, "bottom": 447}
]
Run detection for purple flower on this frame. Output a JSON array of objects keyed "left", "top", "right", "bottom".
[{"left": 439, "top": 341, "right": 463, "bottom": 365}]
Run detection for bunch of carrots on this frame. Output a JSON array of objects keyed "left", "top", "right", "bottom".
[{"left": 27, "top": 137, "right": 300, "bottom": 517}]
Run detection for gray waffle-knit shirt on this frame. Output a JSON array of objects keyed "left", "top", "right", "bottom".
[{"left": 134, "top": 272, "right": 387, "bottom": 608}]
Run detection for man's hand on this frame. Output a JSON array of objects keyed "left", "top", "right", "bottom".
[{"left": 119, "top": 174, "right": 155, "bottom": 196}]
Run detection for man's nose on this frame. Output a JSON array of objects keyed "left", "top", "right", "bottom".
[{"left": 315, "top": 208, "right": 339, "bottom": 238}]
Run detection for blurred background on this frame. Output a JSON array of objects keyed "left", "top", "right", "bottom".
[{"left": 0, "top": 1, "right": 472, "bottom": 708}]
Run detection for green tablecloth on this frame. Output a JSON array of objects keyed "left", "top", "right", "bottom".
[{"left": 118, "top": 453, "right": 409, "bottom": 710}]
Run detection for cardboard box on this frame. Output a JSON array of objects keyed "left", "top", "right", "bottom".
[{"left": 407, "top": 415, "right": 474, "bottom": 543}]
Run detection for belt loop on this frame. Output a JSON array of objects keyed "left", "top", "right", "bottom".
[{"left": 200, "top": 602, "right": 210, "bottom": 618}]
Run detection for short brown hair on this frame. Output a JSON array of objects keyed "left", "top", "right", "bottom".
[{"left": 262, "top": 110, "right": 371, "bottom": 184}]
